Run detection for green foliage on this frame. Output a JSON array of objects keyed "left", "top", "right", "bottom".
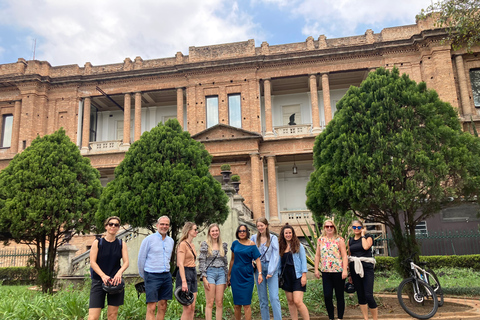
[
  {"left": 0, "top": 129, "right": 102, "bottom": 293},
  {"left": 230, "top": 174, "right": 240, "bottom": 182},
  {"left": 306, "top": 67, "right": 480, "bottom": 275},
  {"left": 97, "top": 119, "right": 229, "bottom": 263},
  {"left": 418, "top": 0, "right": 480, "bottom": 52},
  {"left": 220, "top": 164, "right": 231, "bottom": 171},
  {"left": 375, "top": 254, "right": 480, "bottom": 271},
  {"left": 0, "top": 267, "right": 36, "bottom": 285}
]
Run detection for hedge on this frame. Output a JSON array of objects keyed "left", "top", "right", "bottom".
[
  {"left": 375, "top": 254, "right": 480, "bottom": 272},
  {"left": 0, "top": 267, "right": 37, "bottom": 285}
]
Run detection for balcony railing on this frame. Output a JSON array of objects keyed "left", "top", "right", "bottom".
[
  {"left": 89, "top": 140, "right": 122, "bottom": 152},
  {"left": 280, "top": 210, "right": 314, "bottom": 224},
  {"left": 274, "top": 124, "right": 312, "bottom": 137}
]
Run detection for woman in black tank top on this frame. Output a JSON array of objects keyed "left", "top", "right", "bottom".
[{"left": 88, "top": 216, "right": 129, "bottom": 320}]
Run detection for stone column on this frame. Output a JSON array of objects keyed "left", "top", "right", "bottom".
[
  {"left": 455, "top": 55, "right": 471, "bottom": 116},
  {"left": 123, "top": 93, "right": 131, "bottom": 145},
  {"left": 10, "top": 100, "right": 21, "bottom": 154},
  {"left": 309, "top": 74, "right": 321, "bottom": 133},
  {"left": 250, "top": 152, "right": 262, "bottom": 219},
  {"left": 134, "top": 92, "right": 142, "bottom": 141},
  {"left": 322, "top": 73, "right": 332, "bottom": 125},
  {"left": 264, "top": 79, "right": 274, "bottom": 137},
  {"left": 57, "top": 243, "right": 79, "bottom": 277},
  {"left": 266, "top": 155, "right": 279, "bottom": 222},
  {"left": 81, "top": 97, "right": 91, "bottom": 151},
  {"left": 177, "top": 87, "right": 184, "bottom": 129}
]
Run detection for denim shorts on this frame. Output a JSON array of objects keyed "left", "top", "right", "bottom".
[
  {"left": 144, "top": 271, "right": 173, "bottom": 303},
  {"left": 206, "top": 266, "right": 226, "bottom": 285}
]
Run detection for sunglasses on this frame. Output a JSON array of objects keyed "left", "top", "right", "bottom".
[
  {"left": 108, "top": 223, "right": 120, "bottom": 228},
  {"left": 192, "top": 228, "right": 198, "bottom": 231},
  {"left": 352, "top": 226, "right": 362, "bottom": 230},
  {"left": 238, "top": 230, "right": 247, "bottom": 233},
  {"left": 324, "top": 225, "right": 334, "bottom": 229}
]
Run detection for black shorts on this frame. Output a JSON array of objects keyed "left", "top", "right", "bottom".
[
  {"left": 89, "top": 279, "right": 124, "bottom": 308},
  {"left": 175, "top": 267, "right": 198, "bottom": 293}
]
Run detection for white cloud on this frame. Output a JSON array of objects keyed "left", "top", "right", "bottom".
[{"left": 0, "top": 0, "right": 260, "bottom": 66}]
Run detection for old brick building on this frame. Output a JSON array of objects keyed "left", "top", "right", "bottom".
[{"left": 0, "top": 16, "right": 479, "bottom": 251}]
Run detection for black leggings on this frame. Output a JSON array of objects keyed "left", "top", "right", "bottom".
[
  {"left": 321, "top": 272, "right": 345, "bottom": 320},
  {"left": 349, "top": 262, "right": 377, "bottom": 309}
]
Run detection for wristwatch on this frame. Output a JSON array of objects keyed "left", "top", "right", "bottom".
[{"left": 361, "top": 236, "right": 367, "bottom": 239}]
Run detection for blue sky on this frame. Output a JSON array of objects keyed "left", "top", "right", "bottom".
[{"left": 0, "top": 0, "right": 434, "bottom": 67}]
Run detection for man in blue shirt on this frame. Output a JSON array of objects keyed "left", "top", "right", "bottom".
[{"left": 138, "top": 216, "right": 175, "bottom": 320}]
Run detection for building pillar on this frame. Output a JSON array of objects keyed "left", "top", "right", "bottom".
[
  {"left": 250, "top": 152, "right": 262, "bottom": 219},
  {"left": 176, "top": 87, "right": 184, "bottom": 129},
  {"left": 81, "top": 97, "right": 91, "bottom": 151},
  {"left": 266, "top": 155, "right": 279, "bottom": 222},
  {"left": 264, "top": 79, "right": 274, "bottom": 137},
  {"left": 123, "top": 93, "right": 131, "bottom": 145},
  {"left": 10, "top": 100, "right": 21, "bottom": 154},
  {"left": 309, "top": 74, "right": 321, "bottom": 133},
  {"left": 134, "top": 92, "right": 142, "bottom": 141},
  {"left": 322, "top": 73, "right": 332, "bottom": 125},
  {"left": 455, "top": 55, "right": 472, "bottom": 116}
]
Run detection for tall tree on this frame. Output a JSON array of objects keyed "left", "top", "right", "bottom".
[
  {"left": 418, "top": 0, "right": 480, "bottom": 51},
  {"left": 97, "top": 119, "right": 229, "bottom": 265},
  {"left": 0, "top": 129, "right": 102, "bottom": 293},
  {"left": 306, "top": 68, "right": 480, "bottom": 270}
]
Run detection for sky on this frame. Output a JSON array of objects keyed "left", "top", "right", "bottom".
[{"left": 0, "top": 0, "right": 434, "bottom": 67}]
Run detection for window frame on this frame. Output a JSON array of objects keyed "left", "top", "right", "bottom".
[
  {"left": 228, "top": 93, "right": 242, "bottom": 128},
  {"left": 206, "top": 95, "right": 219, "bottom": 128},
  {"left": 0, "top": 114, "right": 13, "bottom": 148}
]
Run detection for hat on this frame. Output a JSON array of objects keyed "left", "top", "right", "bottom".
[
  {"left": 102, "top": 279, "right": 125, "bottom": 295},
  {"left": 174, "top": 286, "right": 195, "bottom": 306},
  {"left": 344, "top": 282, "right": 355, "bottom": 294},
  {"left": 135, "top": 281, "right": 145, "bottom": 298}
]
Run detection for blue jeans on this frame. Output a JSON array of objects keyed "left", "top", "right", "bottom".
[
  {"left": 254, "top": 261, "right": 282, "bottom": 320},
  {"left": 206, "top": 266, "right": 226, "bottom": 285}
]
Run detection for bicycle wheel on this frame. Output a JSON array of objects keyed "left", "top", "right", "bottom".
[
  {"left": 397, "top": 277, "right": 439, "bottom": 319},
  {"left": 426, "top": 268, "right": 444, "bottom": 307}
]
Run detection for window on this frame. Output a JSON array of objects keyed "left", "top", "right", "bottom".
[
  {"left": 415, "top": 221, "right": 428, "bottom": 236},
  {"left": 282, "top": 105, "right": 301, "bottom": 125},
  {"left": 1, "top": 114, "right": 13, "bottom": 148},
  {"left": 116, "top": 120, "right": 124, "bottom": 140},
  {"left": 89, "top": 105, "right": 98, "bottom": 142},
  {"left": 206, "top": 96, "right": 219, "bottom": 128},
  {"left": 470, "top": 69, "right": 480, "bottom": 108},
  {"left": 228, "top": 94, "right": 242, "bottom": 128}
]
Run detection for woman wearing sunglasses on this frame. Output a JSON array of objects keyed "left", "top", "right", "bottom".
[
  {"left": 228, "top": 224, "right": 262, "bottom": 320},
  {"left": 347, "top": 220, "right": 378, "bottom": 320},
  {"left": 88, "top": 216, "right": 129, "bottom": 320},
  {"left": 314, "top": 219, "right": 348, "bottom": 320}
]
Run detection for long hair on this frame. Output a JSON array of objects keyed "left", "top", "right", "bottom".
[
  {"left": 321, "top": 219, "right": 339, "bottom": 238},
  {"left": 206, "top": 223, "right": 225, "bottom": 257},
  {"left": 255, "top": 217, "right": 271, "bottom": 247},
  {"left": 179, "top": 222, "right": 196, "bottom": 243},
  {"left": 278, "top": 224, "right": 300, "bottom": 257}
]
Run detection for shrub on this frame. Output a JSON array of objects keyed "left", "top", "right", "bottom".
[
  {"left": 374, "top": 254, "right": 480, "bottom": 272},
  {"left": 231, "top": 174, "right": 240, "bottom": 182},
  {"left": 220, "top": 164, "right": 231, "bottom": 171},
  {"left": 0, "top": 267, "right": 37, "bottom": 285}
]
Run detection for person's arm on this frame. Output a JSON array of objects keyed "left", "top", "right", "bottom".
[
  {"left": 177, "top": 242, "right": 188, "bottom": 291},
  {"left": 113, "top": 240, "right": 129, "bottom": 285},
  {"left": 314, "top": 238, "right": 321, "bottom": 279},
  {"left": 90, "top": 239, "right": 110, "bottom": 284},
  {"left": 361, "top": 228, "right": 374, "bottom": 251},
  {"left": 228, "top": 251, "right": 235, "bottom": 286},
  {"left": 254, "top": 255, "right": 263, "bottom": 284},
  {"left": 299, "top": 244, "right": 307, "bottom": 287},
  {"left": 222, "top": 242, "right": 229, "bottom": 280},
  {"left": 339, "top": 238, "right": 348, "bottom": 279},
  {"left": 267, "top": 235, "right": 279, "bottom": 279},
  {"left": 199, "top": 242, "right": 210, "bottom": 291},
  {"left": 137, "top": 237, "right": 148, "bottom": 279}
]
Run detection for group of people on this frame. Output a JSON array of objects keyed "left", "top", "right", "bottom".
[{"left": 88, "top": 215, "right": 379, "bottom": 320}]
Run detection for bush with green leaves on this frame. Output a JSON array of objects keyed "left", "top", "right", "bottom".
[{"left": 0, "top": 267, "right": 36, "bottom": 285}]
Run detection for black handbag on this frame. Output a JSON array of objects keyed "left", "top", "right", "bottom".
[
  {"left": 278, "top": 259, "right": 287, "bottom": 288},
  {"left": 102, "top": 278, "right": 125, "bottom": 295}
]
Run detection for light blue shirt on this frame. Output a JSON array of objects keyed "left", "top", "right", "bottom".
[
  {"left": 138, "top": 231, "right": 174, "bottom": 279},
  {"left": 250, "top": 233, "right": 280, "bottom": 276},
  {"left": 278, "top": 243, "right": 308, "bottom": 279}
]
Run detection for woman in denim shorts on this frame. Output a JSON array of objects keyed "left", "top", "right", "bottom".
[{"left": 198, "top": 223, "right": 228, "bottom": 320}]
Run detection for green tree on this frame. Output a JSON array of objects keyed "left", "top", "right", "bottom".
[
  {"left": 418, "top": 0, "right": 480, "bottom": 51},
  {"left": 0, "top": 129, "right": 102, "bottom": 293},
  {"left": 97, "top": 119, "right": 229, "bottom": 266},
  {"left": 306, "top": 68, "right": 480, "bottom": 273}
]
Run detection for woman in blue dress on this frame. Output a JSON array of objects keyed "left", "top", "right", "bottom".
[{"left": 228, "top": 224, "right": 262, "bottom": 320}]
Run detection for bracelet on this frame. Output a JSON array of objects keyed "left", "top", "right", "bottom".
[{"left": 361, "top": 236, "right": 366, "bottom": 239}]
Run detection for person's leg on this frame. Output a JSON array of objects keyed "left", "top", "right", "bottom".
[
  {"left": 359, "top": 304, "right": 369, "bottom": 320},
  {"left": 244, "top": 305, "right": 252, "bottom": 320},
  {"left": 107, "top": 306, "right": 119, "bottom": 320},
  {"left": 146, "top": 302, "right": 157, "bottom": 320},
  {"left": 88, "top": 280, "right": 106, "bottom": 320},
  {"left": 370, "top": 306, "right": 379, "bottom": 320},
  {"left": 285, "top": 291, "right": 298, "bottom": 320},
  {"left": 350, "top": 262, "right": 368, "bottom": 320},
  {"left": 205, "top": 283, "right": 216, "bottom": 320},
  {"left": 156, "top": 300, "right": 168, "bottom": 320},
  {"left": 234, "top": 305, "right": 242, "bottom": 320},
  {"left": 88, "top": 308, "right": 101, "bottom": 320},
  {"left": 256, "top": 262, "right": 269, "bottom": 320},
  {"left": 363, "top": 264, "right": 378, "bottom": 320},
  {"left": 332, "top": 272, "right": 345, "bottom": 319},
  {"left": 268, "top": 270, "right": 282, "bottom": 320},
  {"left": 322, "top": 272, "right": 335, "bottom": 320},
  {"left": 181, "top": 292, "right": 196, "bottom": 320},
  {"left": 215, "top": 284, "right": 226, "bottom": 320},
  {"left": 292, "top": 291, "right": 310, "bottom": 320}
]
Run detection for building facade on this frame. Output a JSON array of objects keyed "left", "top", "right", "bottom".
[{"left": 1, "top": 16, "right": 480, "bottom": 244}]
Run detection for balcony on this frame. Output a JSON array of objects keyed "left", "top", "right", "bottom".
[
  {"left": 274, "top": 124, "right": 313, "bottom": 137},
  {"left": 89, "top": 140, "right": 122, "bottom": 152},
  {"left": 280, "top": 210, "right": 314, "bottom": 224}
]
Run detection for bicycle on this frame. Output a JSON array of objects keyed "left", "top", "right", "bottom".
[{"left": 397, "top": 254, "right": 444, "bottom": 319}]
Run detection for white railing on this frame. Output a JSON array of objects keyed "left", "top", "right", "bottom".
[
  {"left": 89, "top": 140, "right": 122, "bottom": 152},
  {"left": 274, "top": 124, "right": 312, "bottom": 137},
  {"left": 280, "top": 210, "right": 314, "bottom": 224}
]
